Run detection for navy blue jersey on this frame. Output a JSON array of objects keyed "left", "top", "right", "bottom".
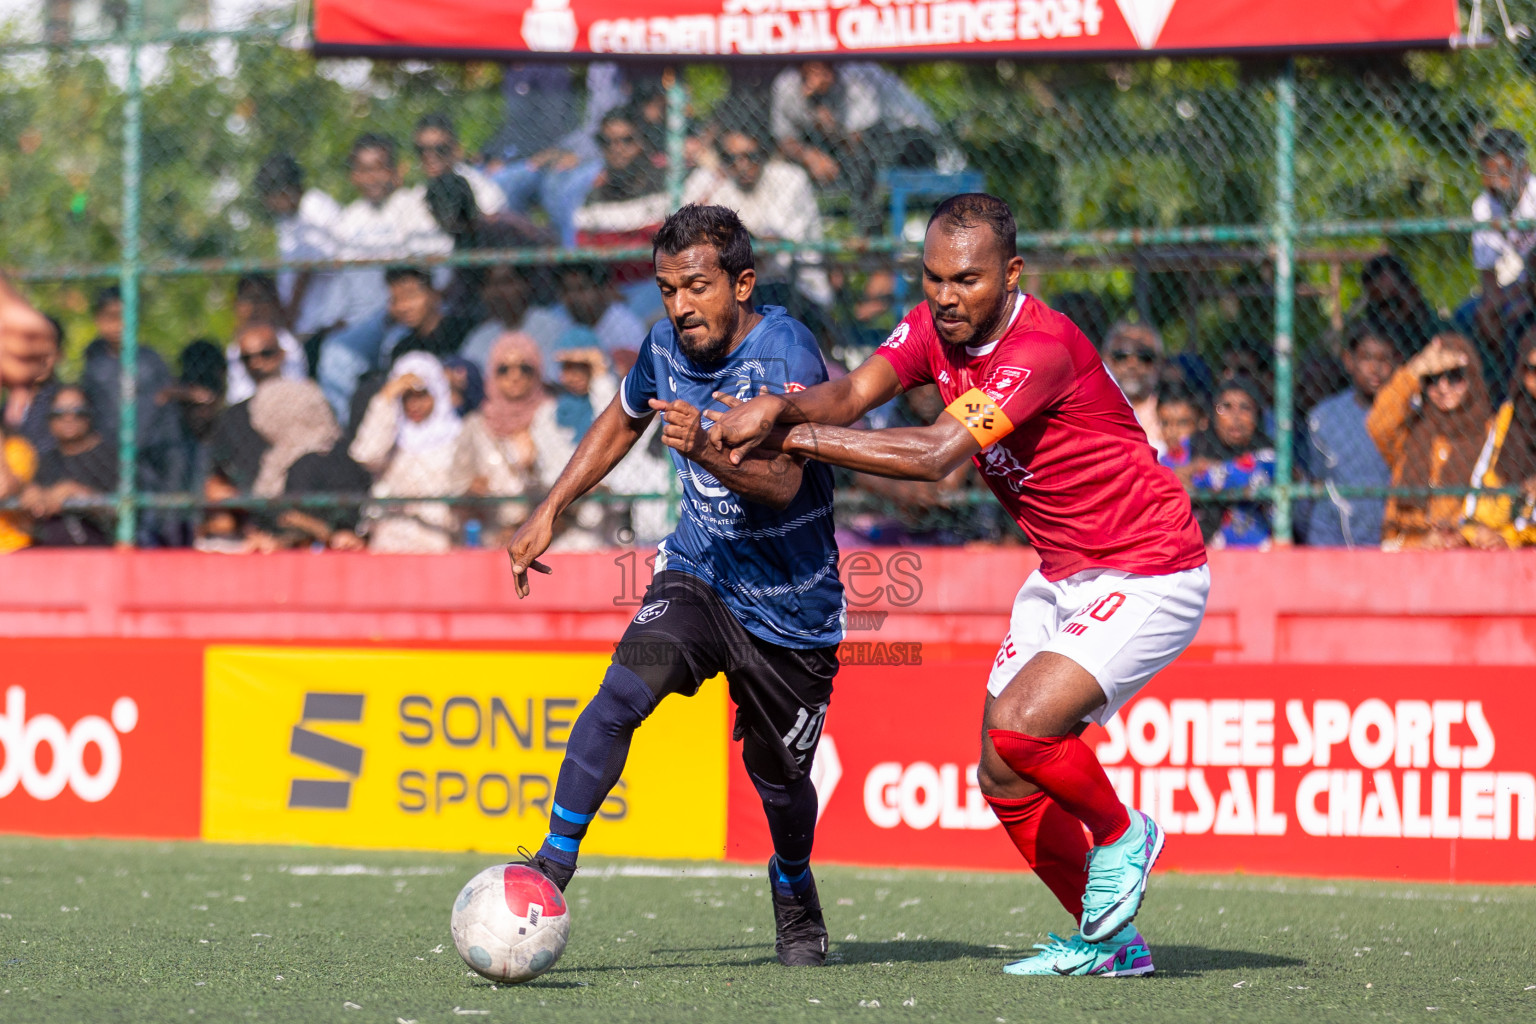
[{"left": 620, "top": 306, "right": 844, "bottom": 649}]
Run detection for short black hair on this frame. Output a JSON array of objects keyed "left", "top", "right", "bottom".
[
  {"left": 1344, "top": 317, "right": 1390, "bottom": 353},
  {"left": 1360, "top": 252, "right": 1412, "bottom": 287},
  {"left": 1478, "top": 127, "right": 1527, "bottom": 164},
  {"left": 254, "top": 153, "right": 303, "bottom": 197},
  {"left": 179, "top": 338, "right": 226, "bottom": 391},
  {"left": 414, "top": 112, "right": 457, "bottom": 138},
  {"left": 1156, "top": 381, "right": 1207, "bottom": 414},
  {"left": 92, "top": 285, "right": 122, "bottom": 313},
  {"left": 385, "top": 266, "right": 435, "bottom": 290},
  {"left": 652, "top": 204, "right": 754, "bottom": 280},
  {"left": 349, "top": 133, "right": 397, "bottom": 167},
  {"left": 236, "top": 274, "right": 280, "bottom": 304},
  {"left": 927, "top": 193, "right": 1018, "bottom": 260},
  {"left": 714, "top": 103, "right": 771, "bottom": 147},
  {"left": 600, "top": 104, "right": 646, "bottom": 138},
  {"left": 43, "top": 314, "right": 64, "bottom": 349},
  {"left": 558, "top": 261, "right": 609, "bottom": 289}
]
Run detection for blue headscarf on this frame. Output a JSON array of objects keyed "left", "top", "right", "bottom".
[{"left": 440, "top": 355, "right": 484, "bottom": 416}]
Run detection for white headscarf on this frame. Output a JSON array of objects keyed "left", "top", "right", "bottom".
[{"left": 389, "top": 351, "right": 462, "bottom": 454}]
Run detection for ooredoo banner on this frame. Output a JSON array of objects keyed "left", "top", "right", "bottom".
[
  {"left": 201, "top": 646, "right": 729, "bottom": 858},
  {"left": 0, "top": 639, "right": 204, "bottom": 839},
  {"left": 727, "top": 663, "right": 1536, "bottom": 884},
  {"left": 314, "top": 0, "right": 1459, "bottom": 60}
]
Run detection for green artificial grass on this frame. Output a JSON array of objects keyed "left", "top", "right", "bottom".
[{"left": 0, "top": 837, "right": 1531, "bottom": 1023}]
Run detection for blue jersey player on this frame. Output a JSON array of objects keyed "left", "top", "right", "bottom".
[{"left": 507, "top": 205, "right": 843, "bottom": 966}]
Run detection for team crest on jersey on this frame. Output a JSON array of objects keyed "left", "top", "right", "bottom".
[
  {"left": 881, "top": 322, "right": 910, "bottom": 349},
  {"left": 634, "top": 600, "right": 670, "bottom": 625},
  {"left": 981, "top": 365, "right": 1031, "bottom": 403},
  {"left": 979, "top": 443, "right": 1035, "bottom": 491},
  {"left": 785, "top": 381, "right": 806, "bottom": 393}
]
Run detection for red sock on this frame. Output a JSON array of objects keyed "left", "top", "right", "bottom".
[
  {"left": 985, "top": 791, "right": 1090, "bottom": 918},
  {"left": 988, "top": 730, "right": 1131, "bottom": 846}
]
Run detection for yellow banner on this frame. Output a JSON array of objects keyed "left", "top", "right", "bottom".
[{"left": 202, "top": 647, "right": 728, "bottom": 859}]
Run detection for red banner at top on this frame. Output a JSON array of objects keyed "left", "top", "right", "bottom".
[{"left": 314, "top": 0, "right": 1460, "bottom": 60}]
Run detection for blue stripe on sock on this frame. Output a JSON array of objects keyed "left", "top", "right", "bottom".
[
  {"left": 552, "top": 803, "right": 595, "bottom": 825},
  {"left": 775, "top": 864, "right": 810, "bottom": 886},
  {"left": 545, "top": 833, "right": 581, "bottom": 853}
]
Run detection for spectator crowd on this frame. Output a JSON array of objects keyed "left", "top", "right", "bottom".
[{"left": 1, "top": 63, "right": 1534, "bottom": 553}]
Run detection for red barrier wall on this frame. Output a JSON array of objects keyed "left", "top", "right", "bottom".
[
  {"left": 4, "top": 549, "right": 1535, "bottom": 882},
  {"left": 3, "top": 549, "right": 1536, "bottom": 664}
]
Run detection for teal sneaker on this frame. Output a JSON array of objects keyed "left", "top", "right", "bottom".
[
  {"left": 1002, "top": 927, "right": 1154, "bottom": 977},
  {"left": 1079, "top": 809, "right": 1164, "bottom": 943}
]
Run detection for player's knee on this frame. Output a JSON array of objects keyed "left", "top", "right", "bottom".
[{"left": 587, "top": 664, "right": 660, "bottom": 732}]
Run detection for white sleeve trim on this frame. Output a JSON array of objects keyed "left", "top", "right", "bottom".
[{"left": 618, "top": 379, "right": 647, "bottom": 419}]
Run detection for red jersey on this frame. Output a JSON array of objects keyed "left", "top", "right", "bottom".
[{"left": 875, "top": 294, "right": 1206, "bottom": 581}]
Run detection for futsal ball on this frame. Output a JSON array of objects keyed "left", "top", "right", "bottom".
[{"left": 450, "top": 864, "right": 570, "bottom": 983}]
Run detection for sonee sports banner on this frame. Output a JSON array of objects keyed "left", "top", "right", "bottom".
[
  {"left": 313, "top": 0, "right": 1460, "bottom": 61},
  {"left": 726, "top": 662, "right": 1536, "bottom": 885}
]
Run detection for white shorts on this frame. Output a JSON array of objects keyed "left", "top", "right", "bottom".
[{"left": 985, "top": 564, "right": 1210, "bottom": 726}]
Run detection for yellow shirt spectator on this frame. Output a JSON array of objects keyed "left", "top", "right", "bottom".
[{"left": 0, "top": 433, "right": 38, "bottom": 553}]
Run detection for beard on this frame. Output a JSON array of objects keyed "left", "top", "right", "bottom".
[
  {"left": 675, "top": 307, "right": 738, "bottom": 364},
  {"left": 937, "top": 291, "right": 1013, "bottom": 347}
]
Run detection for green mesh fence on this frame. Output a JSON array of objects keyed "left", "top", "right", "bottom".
[{"left": 2, "top": 0, "right": 1535, "bottom": 553}]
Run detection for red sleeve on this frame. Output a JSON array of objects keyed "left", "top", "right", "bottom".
[
  {"left": 976, "top": 333, "right": 1076, "bottom": 438},
  {"left": 871, "top": 307, "right": 933, "bottom": 391}
]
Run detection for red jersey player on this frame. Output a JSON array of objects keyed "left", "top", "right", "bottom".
[{"left": 711, "top": 194, "right": 1208, "bottom": 978}]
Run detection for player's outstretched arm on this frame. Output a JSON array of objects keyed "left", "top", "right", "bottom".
[
  {"left": 507, "top": 394, "right": 651, "bottom": 598},
  {"left": 776, "top": 413, "right": 981, "bottom": 483},
  {"left": 650, "top": 397, "right": 804, "bottom": 510},
  {"left": 709, "top": 355, "right": 902, "bottom": 465}
]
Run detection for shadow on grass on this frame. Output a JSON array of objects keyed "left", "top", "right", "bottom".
[
  {"left": 607, "top": 939, "right": 1014, "bottom": 968},
  {"left": 566, "top": 942, "right": 1307, "bottom": 975},
  {"left": 1149, "top": 945, "right": 1306, "bottom": 977}
]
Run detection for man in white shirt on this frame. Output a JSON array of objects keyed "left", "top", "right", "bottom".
[
  {"left": 1472, "top": 128, "right": 1536, "bottom": 359},
  {"left": 317, "top": 134, "right": 454, "bottom": 416},
  {"left": 684, "top": 118, "right": 833, "bottom": 307},
  {"left": 770, "top": 62, "right": 944, "bottom": 231},
  {"left": 254, "top": 154, "right": 342, "bottom": 339}
]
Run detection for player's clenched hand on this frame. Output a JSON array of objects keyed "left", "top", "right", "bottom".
[
  {"left": 650, "top": 398, "right": 709, "bottom": 459},
  {"left": 707, "top": 391, "right": 787, "bottom": 465},
  {"left": 506, "top": 512, "right": 555, "bottom": 599}
]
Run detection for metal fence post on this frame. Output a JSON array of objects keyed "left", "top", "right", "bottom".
[
  {"left": 1271, "top": 59, "right": 1298, "bottom": 545},
  {"left": 115, "top": 0, "right": 144, "bottom": 547},
  {"left": 665, "top": 69, "right": 687, "bottom": 212}
]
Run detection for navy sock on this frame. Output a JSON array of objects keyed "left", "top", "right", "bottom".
[
  {"left": 749, "top": 770, "right": 819, "bottom": 895},
  {"left": 537, "top": 664, "right": 657, "bottom": 868}
]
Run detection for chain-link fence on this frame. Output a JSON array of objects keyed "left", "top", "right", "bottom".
[{"left": 2, "top": 0, "right": 1535, "bottom": 553}]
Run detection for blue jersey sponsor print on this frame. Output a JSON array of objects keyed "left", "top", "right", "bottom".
[{"left": 620, "top": 306, "right": 844, "bottom": 649}]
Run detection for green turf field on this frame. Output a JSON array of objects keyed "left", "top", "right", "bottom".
[{"left": 0, "top": 837, "right": 1531, "bottom": 1023}]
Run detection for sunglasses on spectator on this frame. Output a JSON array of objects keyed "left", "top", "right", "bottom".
[
  {"left": 1422, "top": 368, "right": 1467, "bottom": 387},
  {"left": 414, "top": 142, "right": 454, "bottom": 158},
  {"left": 1110, "top": 347, "right": 1159, "bottom": 364},
  {"left": 496, "top": 363, "right": 537, "bottom": 378},
  {"left": 600, "top": 133, "right": 640, "bottom": 149},
  {"left": 240, "top": 347, "right": 282, "bottom": 363},
  {"left": 49, "top": 406, "right": 88, "bottom": 419}
]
